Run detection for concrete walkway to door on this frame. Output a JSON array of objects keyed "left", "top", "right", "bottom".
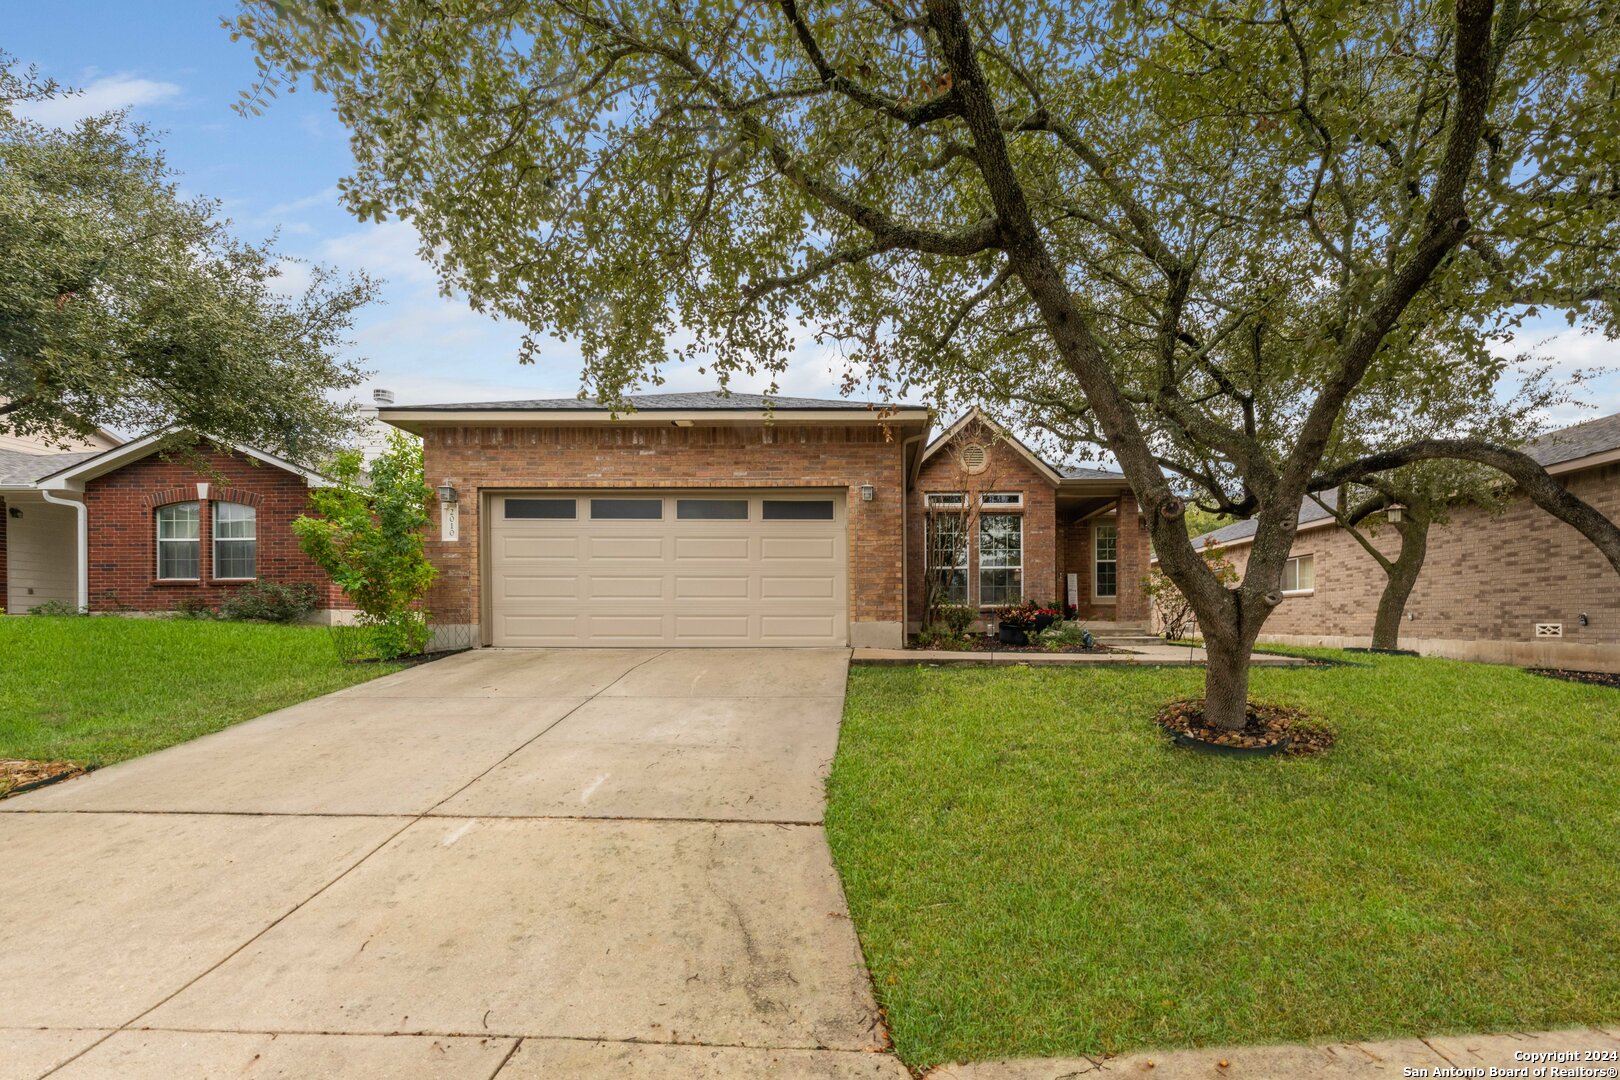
[{"left": 0, "top": 648, "right": 908, "bottom": 1080}]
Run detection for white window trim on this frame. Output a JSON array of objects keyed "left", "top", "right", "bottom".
[
  {"left": 926, "top": 512, "right": 971, "bottom": 606},
  {"left": 211, "top": 501, "right": 258, "bottom": 581},
  {"left": 1092, "top": 520, "right": 1118, "bottom": 604},
  {"left": 925, "top": 492, "right": 966, "bottom": 508},
  {"left": 155, "top": 502, "right": 201, "bottom": 582},
  {"left": 977, "top": 512, "right": 1023, "bottom": 609},
  {"left": 979, "top": 492, "right": 1024, "bottom": 508},
  {"left": 1282, "top": 554, "right": 1316, "bottom": 596}
]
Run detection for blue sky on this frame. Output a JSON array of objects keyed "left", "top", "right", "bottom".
[{"left": 7, "top": 2, "right": 1616, "bottom": 428}]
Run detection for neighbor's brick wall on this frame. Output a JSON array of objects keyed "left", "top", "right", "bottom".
[
  {"left": 906, "top": 421, "right": 1059, "bottom": 621},
  {"left": 420, "top": 424, "right": 909, "bottom": 636},
  {"left": 0, "top": 496, "right": 7, "bottom": 600},
  {"left": 1223, "top": 462, "right": 1620, "bottom": 646},
  {"left": 84, "top": 446, "right": 346, "bottom": 613}
]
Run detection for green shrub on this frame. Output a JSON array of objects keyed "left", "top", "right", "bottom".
[
  {"left": 27, "top": 599, "right": 84, "bottom": 616},
  {"left": 916, "top": 624, "right": 972, "bottom": 650},
  {"left": 294, "top": 430, "right": 436, "bottom": 660},
  {"left": 1037, "top": 621, "right": 1095, "bottom": 650},
  {"left": 935, "top": 603, "right": 976, "bottom": 637},
  {"left": 172, "top": 596, "right": 218, "bottom": 620},
  {"left": 219, "top": 581, "right": 319, "bottom": 623}
]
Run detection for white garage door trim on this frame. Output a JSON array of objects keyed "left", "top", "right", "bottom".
[{"left": 485, "top": 489, "right": 849, "bottom": 647}]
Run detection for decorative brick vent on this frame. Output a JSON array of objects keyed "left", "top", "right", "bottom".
[{"left": 1535, "top": 623, "right": 1563, "bottom": 638}]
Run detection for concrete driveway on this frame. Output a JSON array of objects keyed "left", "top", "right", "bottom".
[{"left": 0, "top": 648, "right": 907, "bottom": 1080}]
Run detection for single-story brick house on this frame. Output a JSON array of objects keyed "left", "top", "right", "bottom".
[
  {"left": 0, "top": 430, "right": 347, "bottom": 617},
  {"left": 378, "top": 394, "right": 1151, "bottom": 649},
  {"left": 1187, "top": 411, "right": 1620, "bottom": 671}
]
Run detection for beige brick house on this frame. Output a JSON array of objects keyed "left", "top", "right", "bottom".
[
  {"left": 1187, "top": 412, "right": 1620, "bottom": 672},
  {"left": 379, "top": 394, "right": 1150, "bottom": 649}
]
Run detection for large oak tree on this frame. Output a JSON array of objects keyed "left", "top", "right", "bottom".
[
  {"left": 1, "top": 56, "right": 375, "bottom": 462},
  {"left": 236, "top": 0, "right": 1620, "bottom": 726}
]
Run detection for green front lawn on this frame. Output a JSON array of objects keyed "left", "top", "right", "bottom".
[
  {"left": 0, "top": 616, "right": 402, "bottom": 765},
  {"left": 827, "top": 654, "right": 1620, "bottom": 1069}
]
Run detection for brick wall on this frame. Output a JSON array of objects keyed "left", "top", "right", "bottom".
[
  {"left": 419, "top": 423, "right": 909, "bottom": 642},
  {"left": 1222, "top": 462, "right": 1620, "bottom": 649},
  {"left": 0, "top": 496, "right": 7, "bottom": 601},
  {"left": 84, "top": 446, "right": 345, "bottom": 613}
]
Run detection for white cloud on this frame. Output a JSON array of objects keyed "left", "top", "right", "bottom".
[{"left": 14, "top": 74, "right": 182, "bottom": 127}]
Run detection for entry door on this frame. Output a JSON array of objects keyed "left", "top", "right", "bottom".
[{"left": 486, "top": 490, "right": 848, "bottom": 647}]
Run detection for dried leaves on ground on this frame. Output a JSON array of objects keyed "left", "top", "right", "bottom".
[
  {"left": 1156, "top": 699, "right": 1336, "bottom": 757},
  {"left": 0, "top": 759, "right": 86, "bottom": 798}
]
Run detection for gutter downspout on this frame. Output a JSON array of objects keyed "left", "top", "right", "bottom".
[
  {"left": 899, "top": 430, "right": 929, "bottom": 638},
  {"left": 40, "top": 489, "right": 89, "bottom": 613}
]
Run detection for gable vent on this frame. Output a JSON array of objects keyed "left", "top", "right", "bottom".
[
  {"left": 959, "top": 443, "right": 989, "bottom": 474},
  {"left": 1535, "top": 623, "right": 1563, "bottom": 638}
]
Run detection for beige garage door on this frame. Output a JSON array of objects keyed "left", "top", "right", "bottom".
[{"left": 486, "top": 490, "right": 848, "bottom": 647}]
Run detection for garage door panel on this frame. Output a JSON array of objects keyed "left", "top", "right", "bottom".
[
  {"left": 586, "top": 575, "right": 665, "bottom": 600},
  {"left": 760, "top": 615, "right": 839, "bottom": 641},
  {"left": 673, "top": 614, "right": 753, "bottom": 639},
  {"left": 759, "top": 575, "right": 836, "bottom": 599},
  {"left": 675, "top": 575, "right": 752, "bottom": 599},
  {"left": 761, "top": 537, "right": 836, "bottom": 560},
  {"left": 503, "top": 614, "right": 581, "bottom": 638},
  {"left": 503, "top": 575, "right": 579, "bottom": 599},
  {"left": 673, "top": 536, "right": 751, "bottom": 560},
  {"left": 502, "top": 535, "right": 579, "bottom": 560},
  {"left": 489, "top": 490, "right": 846, "bottom": 647},
  {"left": 587, "top": 614, "right": 668, "bottom": 640},
  {"left": 589, "top": 535, "right": 665, "bottom": 560}
]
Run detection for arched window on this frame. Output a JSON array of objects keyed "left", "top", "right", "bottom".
[
  {"left": 213, "top": 502, "right": 257, "bottom": 579},
  {"left": 156, "top": 502, "right": 201, "bottom": 580}
]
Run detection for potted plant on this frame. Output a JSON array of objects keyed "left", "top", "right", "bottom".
[{"left": 995, "top": 600, "right": 1061, "bottom": 645}]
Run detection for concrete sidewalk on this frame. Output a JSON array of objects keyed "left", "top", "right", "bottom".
[
  {"left": 923, "top": 1026, "right": 1620, "bottom": 1078},
  {"left": 1, "top": 647, "right": 908, "bottom": 1080}
]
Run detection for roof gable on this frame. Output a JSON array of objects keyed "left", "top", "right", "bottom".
[
  {"left": 921, "top": 409, "right": 1064, "bottom": 485},
  {"left": 32, "top": 430, "right": 327, "bottom": 490}
]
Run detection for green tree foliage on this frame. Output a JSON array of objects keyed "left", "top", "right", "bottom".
[
  {"left": 234, "top": 0, "right": 1620, "bottom": 726},
  {"left": 0, "top": 54, "right": 374, "bottom": 460},
  {"left": 294, "top": 431, "right": 436, "bottom": 658}
]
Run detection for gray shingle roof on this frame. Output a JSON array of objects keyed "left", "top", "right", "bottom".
[
  {"left": 387, "top": 391, "right": 906, "bottom": 412},
  {"left": 1526, "top": 412, "right": 1620, "bottom": 467},
  {"left": 1060, "top": 464, "right": 1126, "bottom": 481},
  {"left": 1191, "top": 489, "right": 1342, "bottom": 549},
  {"left": 0, "top": 448, "right": 101, "bottom": 486}
]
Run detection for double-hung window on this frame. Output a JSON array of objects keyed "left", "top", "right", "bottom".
[
  {"left": 1094, "top": 522, "right": 1118, "bottom": 600},
  {"left": 1282, "top": 554, "right": 1315, "bottom": 595},
  {"left": 927, "top": 511, "right": 970, "bottom": 605},
  {"left": 156, "top": 502, "right": 201, "bottom": 580},
  {"left": 213, "top": 502, "right": 257, "bottom": 579},
  {"left": 979, "top": 514, "right": 1023, "bottom": 605}
]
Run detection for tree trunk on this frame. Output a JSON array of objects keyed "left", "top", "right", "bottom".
[
  {"left": 1370, "top": 515, "right": 1429, "bottom": 649},
  {"left": 1201, "top": 630, "right": 1254, "bottom": 731}
]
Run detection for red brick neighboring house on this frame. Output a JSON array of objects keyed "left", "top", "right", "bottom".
[
  {"left": 1182, "top": 412, "right": 1620, "bottom": 672},
  {"left": 0, "top": 431, "right": 346, "bottom": 617},
  {"left": 379, "top": 393, "right": 1151, "bottom": 649}
]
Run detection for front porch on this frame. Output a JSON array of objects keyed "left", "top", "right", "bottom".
[{"left": 1, "top": 492, "right": 82, "bottom": 615}]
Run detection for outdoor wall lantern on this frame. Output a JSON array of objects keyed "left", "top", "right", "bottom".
[
  {"left": 860, "top": 483, "right": 875, "bottom": 502},
  {"left": 7, "top": 506, "right": 19, "bottom": 519},
  {"left": 437, "top": 479, "right": 459, "bottom": 505},
  {"left": 1579, "top": 612, "right": 1590, "bottom": 627}
]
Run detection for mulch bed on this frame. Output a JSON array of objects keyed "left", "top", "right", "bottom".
[
  {"left": 1, "top": 759, "right": 89, "bottom": 799},
  {"left": 1156, "top": 699, "right": 1336, "bottom": 757},
  {"left": 956, "top": 636, "right": 1118, "bottom": 654},
  {"left": 1530, "top": 668, "right": 1620, "bottom": 690}
]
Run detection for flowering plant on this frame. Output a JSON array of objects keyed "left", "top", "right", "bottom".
[{"left": 995, "top": 600, "right": 1062, "bottom": 630}]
